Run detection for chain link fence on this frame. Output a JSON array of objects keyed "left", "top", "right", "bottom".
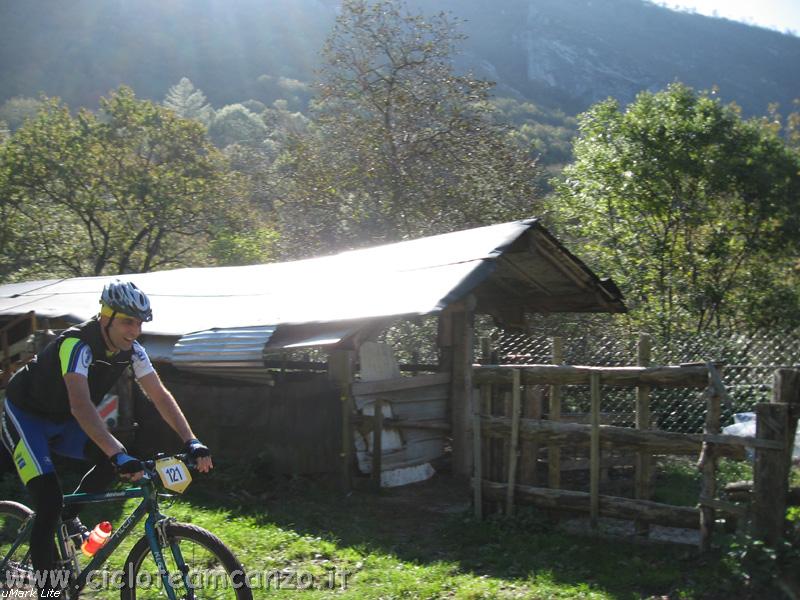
[{"left": 489, "top": 329, "right": 800, "bottom": 433}]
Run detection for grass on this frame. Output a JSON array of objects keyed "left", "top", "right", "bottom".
[{"left": 1, "top": 458, "right": 795, "bottom": 599}]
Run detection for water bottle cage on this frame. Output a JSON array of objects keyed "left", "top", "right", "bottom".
[{"left": 59, "top": 523, "right": 80, "bottom": 556}]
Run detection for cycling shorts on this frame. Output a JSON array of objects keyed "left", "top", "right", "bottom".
[{"left": 0, "top": 399, "right": 90, "bottom": 485}]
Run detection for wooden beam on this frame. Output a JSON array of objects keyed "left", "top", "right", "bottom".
[
  {"left": 635, "top": 333, "right": 652, "bottom": 536},
  {"left": 548, "top": 338, "right": 563, "bottom": 490},
  {"left": 450, "top": 297, "right": 475, "bottom": 477},
  {"left": 473, "top": 410, "right": 483, "bottom": 520},
  {"left": 352, "top": 372, "right": 450, "bottom": 395},
  {"left": 328, "top": 350, "right": 355, "bottom": 492},
  {"left": 506, "top": 369, "right": 521, "bottom": 515},
  {"left": 479, "top": 416, "right": 747, "bottom": 459},
  {"left": 590, "top": 372, "right": 601, "bottom": 528},
  {"left": 353, "top": 415, "right": 451, "bottom": 431},
  {"left": 699, "top": 382, "right": 721, "bottom": 552},
  {"left": 752, "top": 401, "right": 791, "bottom": 546},
  {"left": 498, "top": 255, "right": 553, "bottom": 296},
  {"left": 372, "top": 398, "right": 383, "bottom": 491},
  {"left": 480, "top": 480, "right": 701, "bottom": 529},
  {"left": 474, "top": 364, "right": 710, "bottom": 388}
]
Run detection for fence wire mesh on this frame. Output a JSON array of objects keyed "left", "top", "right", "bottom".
[{"left": 488, "top": 329, "right": 800, "bottom": 434}]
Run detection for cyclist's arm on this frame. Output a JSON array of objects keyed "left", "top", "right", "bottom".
[
  {"left": 137, "top": 370, "right": 213, "bottom": 473},
  {"left": 60, "top": 339, "right": 126, "bottom": 459},
  {"left": 65, "top": 373, "right": 126, "bottom": 458}
]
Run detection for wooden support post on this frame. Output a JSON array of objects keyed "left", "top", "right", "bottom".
[
  {"left": 372, "top": 399, "right": 383, "bottom": 491},
  {"left": 473, "top": 410, "right": 483, "bottom": 519},
  {"left": 751, "top": 369, "right": 799, "bottom": 546},
  {"left": 773, "top": 369, "right": 800, "bottom": 486},
  {"left": 450, "top": 298, "right": 476, "bottom": 477},
  {"left": 477, "top": 374, "right": 493, "bottom": 511},
  {"left": 752, "top": 402, "right": 789, "bottom": 546},
  {"left": 520, "top": 385, "right": 543, "bottom": 485},
  {"left": 506, "top": 369, "right": 522, "bottom": 515},
  {"left": 548, "top": 337, "right": 564, "bottom": 490},
  {"left": 635, "top": 333, "right": 652, "bottom": 536},
  {"left": 698, "top": 379, "right": 722, "bottom": 552},
  {"left": 590, "top": 372, "right": 601, "bottom": 528},
  {"left": 328, "top": 350, "right": 355, "bottom": 492}
]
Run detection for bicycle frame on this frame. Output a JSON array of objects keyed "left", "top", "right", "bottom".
[{"left": 1, "top": 473, "right": 190, "bottom": 600}]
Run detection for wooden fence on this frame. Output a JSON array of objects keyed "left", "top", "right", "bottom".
[
  {"left": 472, "top": 336, "right": 800, "bottom": 550},
  {"left": 0, "top": 311, "right": 38, "bottom": 387}
]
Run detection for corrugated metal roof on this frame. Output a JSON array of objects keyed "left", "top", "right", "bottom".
[
  {"left": 171, "top": 326, "right": 277, "bottom": 383},
  {"left": 0, "top": 219, "right": 549, "bottom": 336},
  {"left": 173, "top": 326, "right": 277, "bottom": 367}
]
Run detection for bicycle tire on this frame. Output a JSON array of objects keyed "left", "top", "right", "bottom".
[
  {"left": 0, "top": 500, "right": 34, "bottom": 591},
  {"left": 120, "top": 522, "right": 252, "bottom": 600}
]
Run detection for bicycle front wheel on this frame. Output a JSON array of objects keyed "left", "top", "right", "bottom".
[
  {"left": 120, "top": 522, "right": 251, "bottom": 600},
  {"left": 0, "top": 500, "right": 34, "bottom": 591}
]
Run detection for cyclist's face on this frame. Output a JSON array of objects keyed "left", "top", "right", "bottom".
[{"left": 105, "top": 315, "right": 143, "bottom": 351}]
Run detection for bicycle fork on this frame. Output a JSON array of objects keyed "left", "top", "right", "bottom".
[{"left": 145, "top": 515, "right": 194, "bottom": 600}]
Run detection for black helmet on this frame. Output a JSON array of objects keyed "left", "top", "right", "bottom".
[{"left": 100, "top": 280, "right": 153, "bottom": 322}]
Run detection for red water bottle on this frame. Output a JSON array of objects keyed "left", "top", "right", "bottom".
[{"left": 81, "top": 521, "right": 112, "bottom": 556}]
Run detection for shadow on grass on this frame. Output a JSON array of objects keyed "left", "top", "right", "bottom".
[{"left": 175, "top": 460, "right": 740, "bottom": 600}]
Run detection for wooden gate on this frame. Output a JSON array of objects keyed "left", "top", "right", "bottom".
[{"left": 472, "top": 340, "right": 800, "bottom": 550}]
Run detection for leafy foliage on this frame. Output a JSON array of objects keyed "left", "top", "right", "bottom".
[
  {"left": 274, "top": 0, "right": 539, "bottom": 257},
  {"left": 549, "top": 83, "right": 800, "bottom": 337},
  {"left": 0, "top": 87, "right": 255, "bottom": 281}
]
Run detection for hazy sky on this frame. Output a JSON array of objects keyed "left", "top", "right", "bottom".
[{"left": 661, "top": 0, "right": 800, "bottom": 34}]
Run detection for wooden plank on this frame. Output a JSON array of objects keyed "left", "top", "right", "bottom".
[
  {"left": 473, "top": 411, "right": 483, "bottom": 520},
  {"left": 480, "top": 480, "right": 701, "bottom": 529},
  {"left": 590, "top": 372, "right": 601, "bottom": 528},
  {"left": 328, "top": 350, "right": 355, "bottom": 492},
  {"left": 752, "top": 401, "right": 790, "bottom": 546},
  {"left": 352, "top": 372, "right": 450, "bottom": 395},
  {"left": 519, "top": 385, "right": 542, "bottom": 485},
  {"left": 450, "top": 299, "right": 475, "bottom": 478},
  {"left": 359, "top": 341, "right": 401, "bottom": 382},
  {"left": 479, "top": 416, "right": 747, "bottom": 458},
  {"left": 353, "top": 415, "right": 451, "bottom": 431},
  {"left": 706, "top": 363, "right": 732, "bottom": 408},
  {"left": 702, "top": 434, "right": 784, "bottom": 450},
  {"left": 372, "top": 398, "right": 383, "bottom": 491},
  {"left": 548, "top": 337, "right": 563, "bottom": 490},
  {"left": 545, "top": 453, "right": 642, "bottom": 472},
  {"left": 473, "top": 364, "right": 710, "bottom": 388},
  {"left": 506, "top": 369, "right": 521, "bottom": 516},
  {"left": 635, "top": 333, "right": 652, "bottom": 537},
  {"left": 773, "top": 369, "right": 800, "bottom": 501},
  {"left": 698, "top": 496, "right": 748, "bottom": 517}
]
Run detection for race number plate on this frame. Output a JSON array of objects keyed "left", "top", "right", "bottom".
[{"left": 155, "top": 457, "right": 192, "bottom": 494}]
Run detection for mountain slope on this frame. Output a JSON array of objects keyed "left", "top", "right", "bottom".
[{"left": 0, "top": 0, "right": 797, "bottom": 115}]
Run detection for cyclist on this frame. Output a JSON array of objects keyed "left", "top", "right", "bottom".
[{"left": 0, "top": 279, "right": 212, "bottom": 597}]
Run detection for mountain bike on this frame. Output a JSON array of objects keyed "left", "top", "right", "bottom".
[{"left": 0, "top": 453, "right": 252, "bottom": 599}]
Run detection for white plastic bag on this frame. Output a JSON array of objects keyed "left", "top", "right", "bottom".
[{"left": 722, "top": 412, "right": 800, "bottom": 462}]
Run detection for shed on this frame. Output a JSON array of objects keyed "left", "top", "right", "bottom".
[{"left": 0, "top": 218, "right": 624, "bottom": 482}]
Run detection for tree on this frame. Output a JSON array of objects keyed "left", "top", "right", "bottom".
[
  {"left": 208, "top": 104, "right": 268, "bottom": 149},
  {"left": 1, "top": 87, "right": 254, "bottom": 281},
  {"left": 275, "top": 0, "right": 538, "bottom": 257},
  {"left": 549, "top": 83, "right": 800, "bottom": 336},
  {"left": 163, "top": 77, "right": 214, "bottom": 126}
]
